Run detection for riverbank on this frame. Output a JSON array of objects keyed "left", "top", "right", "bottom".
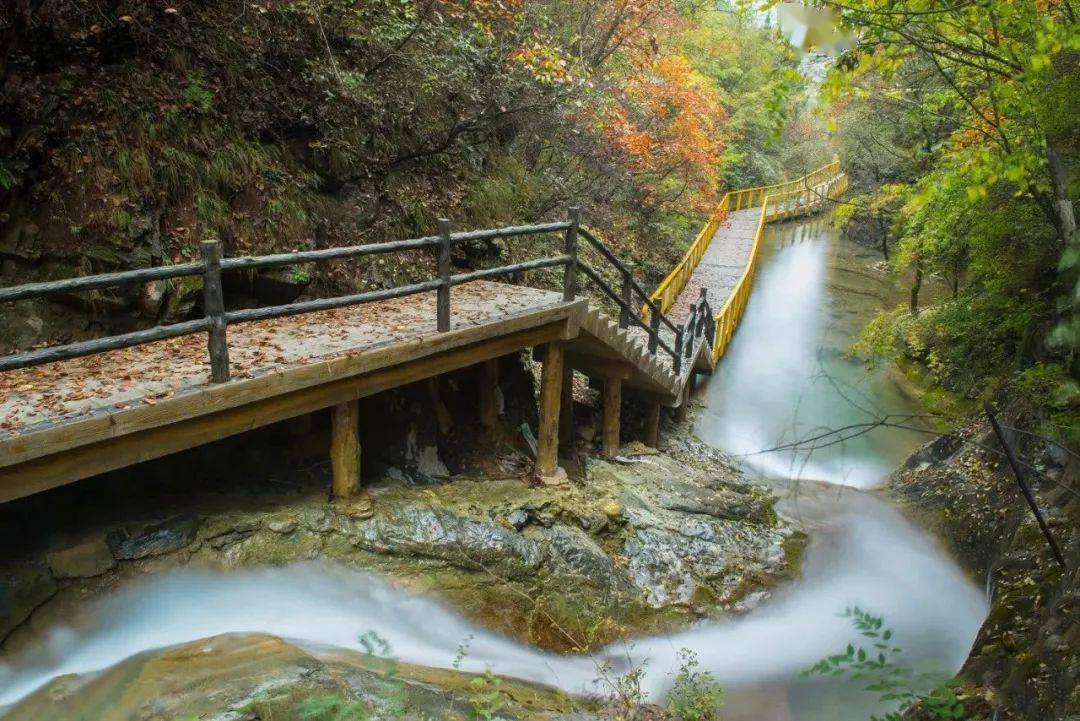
[{"left": 888, "top": 403, "right": 1078, "bottom": 720}]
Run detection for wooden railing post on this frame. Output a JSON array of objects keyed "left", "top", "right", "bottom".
[
  {"left": 200, "top": 239, "right": 230, "bottom": 383},
  {"left": 673, "top": 325, "right": 684, "bottom": 375},
  {"left": 563, "top": 207, "right": 580, "bottom": 302},
  {"left": 648, "top": 308, "right": 660, "bottom": 353},
  {"left": 437, "top": 218, "right": 451, "bottom": 332},
  {"left": 619, "top": 268, "right": 633, "bottom": 329},
  {"left": 686, "top": 306, "right": 696, "bottom": 356}
]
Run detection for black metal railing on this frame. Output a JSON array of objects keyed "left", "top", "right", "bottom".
[{"left": 0, "top": 209, "right": 701, "bottom": 382}]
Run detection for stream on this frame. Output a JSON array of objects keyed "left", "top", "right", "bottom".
[{"left": 0, "top": 215, "right": 987, "bottom": 719}]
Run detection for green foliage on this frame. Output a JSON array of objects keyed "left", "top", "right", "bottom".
[
  {"left": 0, "top": 158, "right": 23, "bottom": 190},
  {"left": 359, "top": 631, "right": 407, "bottom": 718},
  {"left": 468, "top": 668, "right": 507, "bottom": 721},
  {"left": 182, "top": 71, "right": 215, "bottom": 114},
  {"left": 804, "top": 608, "right": 966, "bottom": 721},
  {"left": 665, "top": 650, "right": 724, "bottom": 721},
  {"left": 1051, "top": 229, "right": 1080, "bottom": 354},
  {"left": 294, "top": 694, "right": 372, "bottom": 721},
  {"left": 1017, "top": 362, "right": 1080, "bottom": 447},
  {"left": 823, "top": 0, "right": 1079, "bottom": 427}
]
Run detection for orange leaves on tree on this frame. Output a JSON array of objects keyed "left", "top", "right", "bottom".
[{"left": 598, "top": 53, "right": 727, "bottom": 211}]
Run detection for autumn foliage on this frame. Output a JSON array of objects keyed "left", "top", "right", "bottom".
[{"left": 599, "top": 53, "right": 727, "bottom": 211}]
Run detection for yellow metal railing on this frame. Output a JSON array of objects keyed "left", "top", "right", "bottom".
[
  {"left": 642, "top": 159, "right": 847, "bottom": 365},
  {"left": 707, "top": 170, "right": 848, "bottom": 364},
  {"left": 647, "top": 159, "right": 842, "bottom": 317}
]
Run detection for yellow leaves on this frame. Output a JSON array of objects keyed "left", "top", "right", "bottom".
[{"left": 511, "top": 42, "right": 576, "bottom": 86}]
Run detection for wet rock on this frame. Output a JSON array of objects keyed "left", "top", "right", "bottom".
[
  {"left": 45, "top": 535, "right": 115, "bottom": 579},
  {"left": 267, "top": 518, "right": 298, "bottom": 534},
  {"left": 618, "top": 441, "right": 659, "bottom": 457},
  {"left": 732, "top": 590, "right": 769, "bottom": 613},
  {"left": 599, "top": 498, "right": 624, "bottom": 521},
  {"left": 415, "top": 445, "right": 450, "bottom": 480},
  {"left": 107, "top": 515, "right": 200, "bottom": 560},
  {"left": 904, "top": 432, "right": 963, "bottom": 470},
  {"left": 535, "top": 511, "right": 557, "bottom": 527},
  {"left": 519, "top": 423, "right": 538, "bottom": 459},
  {"left": 6, "top": 632, "right": 571, "bottom": 721},
  {"left": 623, "top": 529, "right": 701, "bottom": 606},
  {"left": 208, "top": 530, "right": 254, "bottom": 550},
  {"left": 356, "top": 505, "right": 545, "bottom": 577},
  {"left": 0, "top": 560, "right": 57, "bottom": 641},
  {"left": 507, "top": 509, "right": 529, "bottom": 530},
  {"left": 199, "top": 513, "right": 261, "bottom": 542},
  {"left": 654, "top": 482, "right": 775, "bottom": 525},
  {"left": 543, "top": 526, "right": 638, "bottom": 600}
]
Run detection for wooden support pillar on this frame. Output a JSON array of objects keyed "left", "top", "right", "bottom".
[
  {"left": 602, "top": 377, "right": 622, "bottom": 457},
  {"left": 535, "top": 342, "right": 565, "bottom": 480},
  {"left": 675, "top": 397, "right": 689, "bottom": 423},
  {"left": 559, "top": 365, "right": 576, "bottom": 453},
  {"left": 426, "top": 377, "right": 454, "bottom": 437},
  {"left": 479, "top": 358, "right": 500, "bottom": 430},
  {"left": 330, "top": 400, "right": 361, "bottom": 498},
  {"left": 643, "top": 399, "right": 661, "bottom": 448}
]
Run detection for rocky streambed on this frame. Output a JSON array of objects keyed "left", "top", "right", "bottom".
[{"left": 0, "top": 439, "right": 800, "bottom": 718}]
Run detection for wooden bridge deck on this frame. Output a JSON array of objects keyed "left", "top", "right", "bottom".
[
  {"left": 0, "top": 281, "right": 563, "bottom": 440},
  {"left": 0, "top": 281, "right": 583, "bottom": 501}
]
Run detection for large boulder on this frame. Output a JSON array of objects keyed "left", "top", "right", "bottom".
[
  {"left": 107, "top": 515, "right": 200, "bottom": 560},
  {"left": 5, "top": 633, "right": 572, "bottom": 721}
]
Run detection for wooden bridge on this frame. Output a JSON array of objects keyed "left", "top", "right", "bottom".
[{"left": 0, "top": 162, "right": 847, "bottom": 503}]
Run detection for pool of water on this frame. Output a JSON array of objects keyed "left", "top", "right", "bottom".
[{"left": 697, "top": 217, "right": 931, "bottom": 489}]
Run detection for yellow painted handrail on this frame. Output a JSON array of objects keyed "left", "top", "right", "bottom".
[
  {"left": 708, "top": 171, "right": 849, "bottom": 364},
  {"left": 646, "top": 159, "right": 842, "bottom": 318}
]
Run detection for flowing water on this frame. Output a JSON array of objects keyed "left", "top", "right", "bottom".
[
  {"left": 685, "top": 217, "right": 986, "bottom": 719},
  {"left": 0, "top": 216, "right": 987, "bottom": 719}
]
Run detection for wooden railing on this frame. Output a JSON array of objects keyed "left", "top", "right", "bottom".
[
  {"left": 708, "top": 171, "right": 848, "bottom": 364},
  {"left": 647, "top": 159, "right": 843, "bottom": 317},
  {"left": 0, "top": 211, "right": 694, "bottom": 381}
]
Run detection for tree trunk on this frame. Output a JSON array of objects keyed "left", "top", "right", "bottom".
[
  {"left": 910, "top": 258, "right": 923, "bottom": 315},
  {"left": 1047, "top": 145, "right": 1076, "bottom": 245},
  {"left": 879, "top": 214, "right": 889, "bottom": 261}
]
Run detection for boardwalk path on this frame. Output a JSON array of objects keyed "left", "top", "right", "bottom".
[
  {"left": 0, "top": 211, "right": 766, "bottom": 441},
  {"left": 666, "top": 208, "right": 762, "bottom": 325},
  {"left": 0, "top": 282, "right": 563, "bottom": 440}
]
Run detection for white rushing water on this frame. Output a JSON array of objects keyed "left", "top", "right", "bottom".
[
  {"left": 695, "top": 219, "right": 932, "bottom": 489},
  {"left": 0, "top": 217, "right": 987, "bottom": 720},
  {"left": 0, "top": 508, "right": 985, "bottom": 716}
]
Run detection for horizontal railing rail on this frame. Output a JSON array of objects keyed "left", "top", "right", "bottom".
[
  {"left": 577, "top": 227, "right": 687, "bottom": 375},
  {"left": 0, "top": 218, "right": 581, "bottom": 379}
]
